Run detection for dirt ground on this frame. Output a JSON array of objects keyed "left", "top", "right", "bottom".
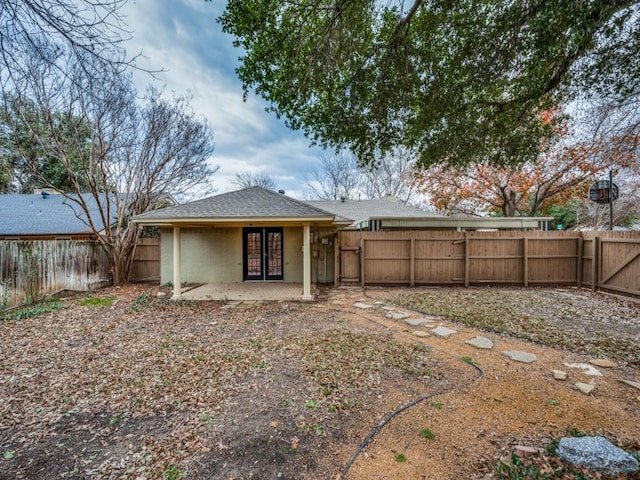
[{"left": 0, "top": 284, "right": 639, "bottom": 479}]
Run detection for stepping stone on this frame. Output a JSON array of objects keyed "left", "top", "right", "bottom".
[
  {"left": 620, "top": 379, "right": 640, "bottom": 390},
  {"left": 589, "top": 359, "right": 618, "bottom": 368},
  {"left": 412, "top": 331, "right": 429, "bottom": 338},
  {"left": 515, "top": 446, "right": 538, "bottom": 458},
  {"left": 502, "top": 351, "right": 537, "bottom": 363},
  {"left": 385, "top": 311, "right": 410, "bottom": 320},
  {"left": 430, "top": 326, "right": 458, "bottom": 338},
  {"left": 381, "top": 306, "right": 395, "bottom": 311},
  {"left": 552, "top": 370, "right": 568, "bottom": 380},
  {"left": 563, "top": 363, "right": 603, "bottom": 377},
  {"left": 405, "top": 317, "right": 434, "bottom": 326},
  {"left": 353, "top": 302, "right": 374, "bottom": 309},
  {"left": 465, "top": 336, "right": 493, "bottom": 350},
  {"left": 575, "top": 382, "right": 595, "bottom": 394}
]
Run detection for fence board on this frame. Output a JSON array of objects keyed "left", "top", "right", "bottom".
[{"left": 337, "top": 231, "right": 639, "bottom": 298}]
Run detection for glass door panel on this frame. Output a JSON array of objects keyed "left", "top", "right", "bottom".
[{"left": 266, "top": 230, "right": 283, "bottom": 279}]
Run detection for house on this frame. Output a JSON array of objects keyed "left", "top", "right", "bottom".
[
  {"left": 132, "top": 186, "right": 552, "bottom": 301},
  {"left": 0, "top": 191, "right": 116, "bottom": 239},
  {"left": 306, "top": 197, "right": 552, "bottom": 231},
  {"left": 132, "top": 187, "right": 341, "bottom": 300}
]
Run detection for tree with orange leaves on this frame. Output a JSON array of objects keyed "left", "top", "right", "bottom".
[{"left": 415, "top": 133, "right": 623, "bottom": 218}]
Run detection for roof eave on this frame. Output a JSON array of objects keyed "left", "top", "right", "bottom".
[
  {"left": 132, "top": 215, "right": 337, "bottom": 226},
  {"left": 354, "top": 216, "right": 554, "bottom": 229}
]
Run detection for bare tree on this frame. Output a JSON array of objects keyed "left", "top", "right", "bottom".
[
  {"left": 231, "top": 172, "right": 277, "bottom": 190},
  {"left": 0, "top": 0, "right": 141, "bottom": 95},
  {"left": 305, "top": 152, "right": 362, "bottom": 200},
  {"left": 361, "top": 147, "right": 419, "bottom": 204},
  {"left": 6, "top": 51, "right": 217, "bottom": 284}
]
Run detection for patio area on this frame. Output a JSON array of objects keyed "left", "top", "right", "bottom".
[{"left": 179, "top": 282, "right": 319, "bottom": 302}]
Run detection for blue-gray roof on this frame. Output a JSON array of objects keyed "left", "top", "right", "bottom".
[
  {"left": 133, "top": 187, "right": 335, "bottom": 221},
  {"left": 0, "top": 193, "right": 115, "bottom": 236}
]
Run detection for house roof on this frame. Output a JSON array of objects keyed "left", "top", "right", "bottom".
[
  {"left": 0, "top": 193, "right": 115, "bottom": 236},
  {"left": 133, "top": 187, "right": 336, "bottom": 224},
  {"left": 305, "top": 198, "right": 440, "bottom": 224},
  {"left": 131, "top": 187, "right": 552, "bottom": 231}
]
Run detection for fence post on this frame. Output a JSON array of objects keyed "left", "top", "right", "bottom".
[
  {"left": 523, "top": 237, "right": 529, "bottom": 287},
  {"left": 334, "top": 235, "right": 340, "bottom": 288},
  {"left": 592, "top": 236, "right": 600, "bottom": 292},
  {"left": 464, "top": 232, "right": 470, "bottom": 287},
  {"left": 410, "top": 237, "right": 415, "bottom": 287},
  {"left": 360, "top": 236, "right": 365, "bottom": 287},
  {"left": 576, "top": 236, "right": 583, "bottom": 288}
]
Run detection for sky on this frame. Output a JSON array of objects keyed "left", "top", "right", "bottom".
[{"left": 121, "top": 0, "right": 325, "bottom": 198}]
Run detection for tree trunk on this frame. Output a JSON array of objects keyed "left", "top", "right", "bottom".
[{"left": 503, "top": 190, "right": 518, "bottom": 217}]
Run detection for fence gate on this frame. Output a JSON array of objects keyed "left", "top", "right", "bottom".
[
  {"left": 338, "top": 244, "right": 361, "bottom": 285},
  {"left": 596, "top": 236, "right": 640, "bottom": 297}
]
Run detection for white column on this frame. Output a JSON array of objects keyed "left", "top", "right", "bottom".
[
  {"left": 172, "top": 226, "right": 182, "bottom": 299},
  {"left": 302, "top": 224, "right": 313, "bottom": 300}
]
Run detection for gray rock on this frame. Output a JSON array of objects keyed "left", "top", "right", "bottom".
[
  {"left": 589, "top": 358, "right": 618, "bottom": 368},
  {"left": 620, "top": 379, "right": 640, "bottom": 390},
  {"left": 385, "top": 311, "right": 410, "bottom": 320},
  {"left": 412, "top": 331, "right": 429, "bottom": 338},
  {"left": 156, "top": 292, "right": 167, "bottom": 298},
  {"left": 465, "top": 336, "right": 493, "bottom": 349},
  {"left": 563, "top": 362, "right": 603, "bottom": 377},
  {"left": 353, "top": 302, "right": 373, "bottom": 309},
  {"left": 557, "top": 436, "right": 639, "bottom": 476},
  {"left": 575, "top": 382, "right": 595, "bottom": 394},
  {"left": 405, "top": 317, "right": 435, "bottom": 326},
  {"left": 430, "top": 326, "right": 458, "bottom": 338},
  {"left": 502, "top": 351, "right": 537, "bottom": 363},
  {"left": 552, "top": 370, "right": 567, "bottom": 380}
]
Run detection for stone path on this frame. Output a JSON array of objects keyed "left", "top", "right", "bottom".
[{"left": 349, "top": 296, "right": 640, "bottom": 398}]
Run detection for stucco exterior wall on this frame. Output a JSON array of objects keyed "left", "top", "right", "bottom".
[
  {"left": 161, "top": 227, "right": 243, "bottom": 284},
  {"left": 160, "top": 225, "right": 328, "bottom": 285},
  {"left": 313, "top": 227, "right": 337, "bottom": 284},
  {"left": 283, "top": 226, "right": 303, "bottom": 282}
]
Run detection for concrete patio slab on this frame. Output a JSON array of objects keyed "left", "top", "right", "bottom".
[{"left": 178, "top": 283, "right": 316, "bottom": 302}]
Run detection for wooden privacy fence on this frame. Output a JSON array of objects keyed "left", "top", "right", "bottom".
[
  {"left": 336, "top": 230, "right": 640, "bottom": 298},
  {"left": 0, "top": 237, "right": 160, "bottom": 308},
  {"left": 130, "top": 238, "right": 160, "bottom": 282},
  {"left": 0, "top": 240, "right": 111, "bottom": 308}
]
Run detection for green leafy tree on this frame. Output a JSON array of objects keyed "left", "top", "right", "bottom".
[
  {"left": 0, "top": 96, "right": 95, "bottom": 193},
  {"left": 219, "top": 0, "right": 638, "bottom": 168}
]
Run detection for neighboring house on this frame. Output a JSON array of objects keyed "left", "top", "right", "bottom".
[
  {"left": 0, "top": 191, "right": 117, "bottom": 239},
  {"left": 307, "top": 197, "right": 552, "bottom": 231},
  {"left": 132, "top": 186, "right": 552, "bottom": 300}
]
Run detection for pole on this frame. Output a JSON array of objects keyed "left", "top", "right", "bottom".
[{"left": 609, "top": 169, "right": 614, "bottom": 231}]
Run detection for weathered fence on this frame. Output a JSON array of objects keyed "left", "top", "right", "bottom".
[
  {"left": 336, "top": 230, "right": 640, "bottom": 298},
  {"left": 0, "top": 240, "right": 111, "bottom": 308}
]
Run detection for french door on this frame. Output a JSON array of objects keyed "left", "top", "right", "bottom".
[{"left": 243, "top": 227, "right": 284, "bottom": 281}]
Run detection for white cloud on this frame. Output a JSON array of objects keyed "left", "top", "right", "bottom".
[{"left": 121, "top": 0, "right": 325, "bottom": 194}]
